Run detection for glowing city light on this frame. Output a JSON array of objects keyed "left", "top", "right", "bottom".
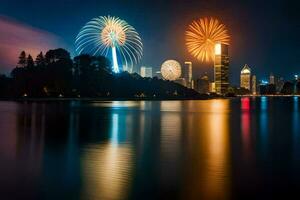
[
  {"left": 75, "top": 16, "right": 143, "bottom": 73},
  {"left": 185, "top": 17, "right": 230, "bottom": 62},
  {"left": 215, "top": 43, "right": 221, "bottom": 56}
]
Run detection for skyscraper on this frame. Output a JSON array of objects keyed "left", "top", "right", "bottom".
[
  {"left": 270, "top": 73, "right": 275, "bottom": 84},
  {"left": 214, "top": 43, "right": 229, "bottom": 94},
  {"left": 196, "top": 74, "right": 209, "bottom": 94},
  {"left": 252, "top": 75, "right": 257, "bottom": 95},
  {"left": 277, "top": 77, "right": 285, "bottom": 92},
  {"left": 140, "top": 66, "right": 153, "bottom": 78},
  {"left": 184, "top": 61, "right": 193, "bottom": 89},
  {"left": 240, "top": 64, "right": 251, "bottom": 90}
]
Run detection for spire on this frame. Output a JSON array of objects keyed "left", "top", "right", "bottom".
[{"left": 241, "top": 64, "right": 251, "bottom": 74}]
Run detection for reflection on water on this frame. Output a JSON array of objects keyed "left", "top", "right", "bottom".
[
  {"left": 0, "top": 99, "right": 300, "bottom": 199},
  {"left": 241, "top": 98, "right": 251, "bottom": 159},
  {"left": 293, "top": 97, "right": 299, "bottom": 134},
  {"left": 204, "top": 100, "right": 230, "bottom": 200},
  {"left": 182, "top": 100, "right": 231, "bottom": 200},
  {"left": 80, "top": 108, "right": 135, "bottom": 200},
  {"left": 160, "top": 101, "right": 182, "bottom": 186},
  {"left": 81, "top": 144, "right": 133, "bottom": 200},
  {"left": 293, "top": 97, "right": 300, "bottom": 161},
  {"left": 259, "top": 97, "right": 269, "bottom": 156}
]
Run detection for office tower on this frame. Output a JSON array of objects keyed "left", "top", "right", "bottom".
[
  {"left": 196, "top": 74, "right": 209, "bottom": 94},
  {"left": 240, "top": 64, "right": 251, "bottom": 90},
  {"left": 209, "top": 82, "right": 216, "bottom": 93},
  {"left": 270, "top": 73, "right": 275, "bottom": 84},
  {"left": 140, "top": 66, "right": 153, "bottom": 78},
  {"left": 252, "top": 75, "right": 257, "bottom": 95},
  {"left": 277, "top": 77, "right": 285, "bottom": 93},
  {"left": 184, "top": 61, "right": 193, "bottom": 89},
  {"left": 214, "top": 43, "right": 229, "bottom": 94}
]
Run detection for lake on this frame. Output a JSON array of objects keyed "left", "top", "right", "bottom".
[{"left": 0, "top": 97, "right": 299, "bottom": 199}]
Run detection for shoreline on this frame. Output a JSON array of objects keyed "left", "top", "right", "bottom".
[{"left": 0, "top": 95, "right": 299, "bottom": 102}]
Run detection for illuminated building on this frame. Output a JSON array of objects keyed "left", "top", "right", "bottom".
[
  {"left": 214, "top": 43, "right": 229, "bottom": 94},
  {"left": 140, "top": 66, "right": 153, "bottom": 78},
  {"left": 240, "top": 64, "right": 251, "bottom": 90},
  {"left": 252, "top": 75, "right": 257, "bottom": 95},
  {"left": 209, "top": 82, "right": 216, "bottom": 93},
  {"left": 270, "top": 73, "right": 275, "bottom": 84},
  {"left": 196, "top": 74, "right": 209, "bottom": 94},
  {"left": 184, "top": 61, "right": 193, "bottom": 89},
  {"left": 277, "top": 77, "right": 285, "bottom": 92}
]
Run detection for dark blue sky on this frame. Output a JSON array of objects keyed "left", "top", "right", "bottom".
[{"left": 0, "top": 0, "right": 299, "bottom": 84}]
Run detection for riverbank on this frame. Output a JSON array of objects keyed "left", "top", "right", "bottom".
[{"left": 1, "top": 95, "right": 299, "bottom": 102}]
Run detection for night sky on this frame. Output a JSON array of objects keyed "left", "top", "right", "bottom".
[{"left": 0, "top": 0, "right": 299, "bottom": 85}]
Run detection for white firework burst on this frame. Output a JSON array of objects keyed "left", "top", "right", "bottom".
[{"left": 75, "top": 16, "right": 143, "bottom": 73}]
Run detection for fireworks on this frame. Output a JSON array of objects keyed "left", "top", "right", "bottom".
[
  {"left": 185, "top": 17, "right": 230, "bottom": 62},
  {"left": 75, "top": 16, "right": 143, "bottom": 73},
  {"left": 161, "top": 60, "right": 182, "bottom": 81}
]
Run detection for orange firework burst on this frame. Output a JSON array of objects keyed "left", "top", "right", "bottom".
[{"left": 185, "top": 17, "right": 230, "bottom": 62}]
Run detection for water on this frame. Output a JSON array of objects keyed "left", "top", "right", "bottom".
[{"left": 0, "top": 97, "right": 299, "bottom": 200}]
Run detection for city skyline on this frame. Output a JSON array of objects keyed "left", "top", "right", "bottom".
[{"left": 0, "top": 0, "right": 299, "bottom": 85}]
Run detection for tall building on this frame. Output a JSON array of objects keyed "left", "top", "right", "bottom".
[
  {"left": 277, "top": 77, "right": 284, "bottom": 92},
  {"left": 184, "top": 61, "right": 193, "bottom": 89},
  {"left": 196, "top": 74, "right": 209, "bottom": 94},
  {"left": 140, "top": 66, "right": 153, "bottom": 78},
  {"left": 270, "top": 73, "right": 275, "bottom": 84},
  {"left": 240, "top": 64, "right": 251, "bottom": 90},
  {"left": 209, "top": 82, "right": 216, "bottom": 93},
  {"left": 214, "top": 43, "right": 229, "bottom": 94},
  {"left": 252, "top": 75, "right": 257, "bottom": 95}
]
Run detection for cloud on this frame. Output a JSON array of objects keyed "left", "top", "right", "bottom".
[{"left": 0, "top": 16, "right": 66, "bottom": 73}]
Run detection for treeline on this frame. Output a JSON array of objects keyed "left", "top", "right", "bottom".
[{"left": 0, "top": 48, "right": 201, "bottom": 99}]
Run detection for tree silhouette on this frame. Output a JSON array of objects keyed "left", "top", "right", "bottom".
[
  {"left": 35, "top": 52, "right": 46, "bottom": 67},
  {"left": 296, "top": 81, "right": 300, "bottom": 94},
  {"left": 17, "top": 51, "right": 26, "bottom": 68},
  {"left": 1, "top": 48, "right": 203, "bottom": 99},
  {"left": 45, "top": 48, "right": 71, "bottom": 64},
  {"left": 281, "top": 82, "right": 294, "bottom": 95},
  {"left": 27, "top": 55, "right": 35, "bottom": 69}
]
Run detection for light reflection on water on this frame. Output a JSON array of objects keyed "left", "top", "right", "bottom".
[
  {"left": 81, "top": 143, "right": 133, "bottom": 200},
  {"left": 160, "top": 101, "right": 182, "bottom": 186},
  {"left": 203, "top": 100, "right": 230, "bottom": 200},
  {"left": 241, "top": 97, "right": 251, "bottom": 157},
  {"left": 0, "top": 99, "right": 300, "bottom": 199},
  {"left": 180, "top": 100, "right": 231, "bottom": 200}
]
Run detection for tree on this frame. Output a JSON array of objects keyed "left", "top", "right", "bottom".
[
  {"left": 43, "top": 48, "right": 73, "bottom": 96},
  {"left": 17, "top": 51, "right": 26, "bottom": 68},
  {"left": 45, "top": 48, "right": 71, "bottom": 64},
  {"left": 296, "top": 81, "right": 300, "bottom": 95},
  {"left": 281, "top": 82, "right": 294, "bottom": 95},
  {"left": 93, "top": 56, "right": 111, "bottom": 73},
  {"left": 74, "top": 54, "right": 93, "bottom": 76},
  {"left": 27, "top": 55, "right": 35, "bottom": 68},
  {"left": 0, "top": 74, "right": 13, "bottom": 97},
  {"left": 35, "top": 52, "right": 46, "bottom": 67}
]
